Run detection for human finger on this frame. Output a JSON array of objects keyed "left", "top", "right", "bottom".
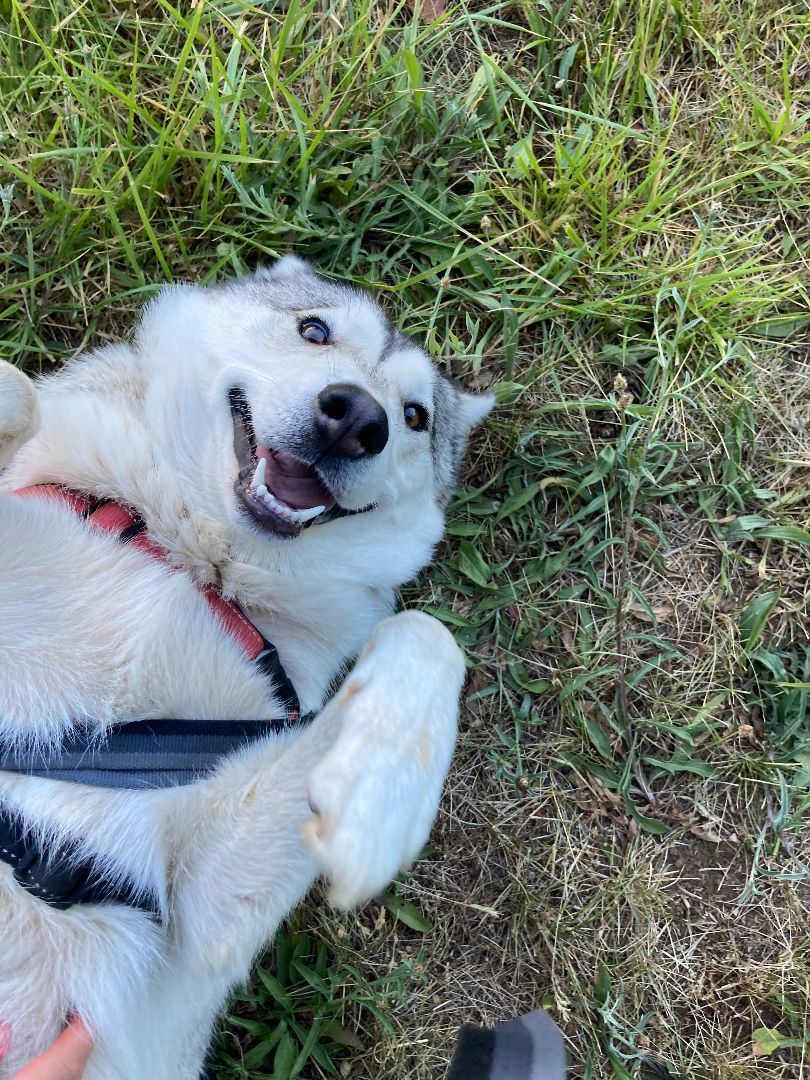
[{"left": 13, "top": 1017, "right": 94, "bottom": 1080}]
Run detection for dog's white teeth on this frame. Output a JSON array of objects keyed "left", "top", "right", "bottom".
[
  {"left": 246, "top": 453, "right": 325, "bottom": 527},
  {"left": 250, "top": 458, "right": 266, "bottom": 489},
  {"left": 293, "top": 504, "right": 326, "bottom": 523},
  {"left": 251, "top": 480, "right": 324, "bottom": 526},
  {"left": 255, "top": 485, "right": 292, "bottom": 521},
  {"left": 259, "top": 488, "right": 282, "bottom": 512}
]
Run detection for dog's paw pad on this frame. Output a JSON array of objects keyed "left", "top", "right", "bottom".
[{"left": 302, "top": 810, "right": 334, "bottom": 847}]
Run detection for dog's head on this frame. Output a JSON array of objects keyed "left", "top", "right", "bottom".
[
  {"left": 218, "top": 258, "right": 492, "bottom": 536},
  {"left": 94, "top": 258, "right": 491, "bottom": 599}
]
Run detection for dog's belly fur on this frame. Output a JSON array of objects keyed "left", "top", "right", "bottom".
[
  {"left": 0, "top": 260, "right": 485, "bottom": 1077},
  {"left": 0, "top": 493, "right": 309, "bottom": 1076},
  {"left": 0, "top": 492, "right": 384, "bottom": 1077},
  {"left": 0, "top": 490, "right": 464, "bottom": 1079}
]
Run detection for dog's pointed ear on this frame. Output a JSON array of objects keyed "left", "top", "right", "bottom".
[
  {"left": 255, "top": 255, "right": 314, "bottom": 281},
  {"left": 455, "top": 388, "right": 495, "bottom": 434}
]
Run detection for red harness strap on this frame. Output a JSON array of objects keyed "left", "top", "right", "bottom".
[{"left": 13, "top": 484, "right": 266, "bottom": 664}]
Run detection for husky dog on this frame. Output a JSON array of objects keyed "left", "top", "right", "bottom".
[{"left": 0, "top": 257, "right": 492, "bottom": 1079}]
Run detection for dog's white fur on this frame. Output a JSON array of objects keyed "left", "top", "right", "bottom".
[{"left": 0, "top": 260, "right": 490, "bottom": 1078}]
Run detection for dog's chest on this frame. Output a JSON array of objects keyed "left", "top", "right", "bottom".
[{"left": 0, "top": 497, "right": 288, "bottom": 726}]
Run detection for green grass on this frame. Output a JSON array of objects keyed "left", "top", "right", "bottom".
[
  {"left": 2, "top": 0, "right": 809, "bottom": 1076},
  {"left": 212, "top": 915, "right": 416, "bottom": 1077}
]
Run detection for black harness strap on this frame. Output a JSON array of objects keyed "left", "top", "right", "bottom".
[
  {"left": 0, "top": 717, "right": 309, "bottom": 919},
  {"left": 0, "top": 718, "right": 307, "bottom": 791},
  {"left": 255, "top": 644, "right": 304, "bottom": 721},
  {"left": 0, "top": 805, "right": 160, "bottom": 918}
]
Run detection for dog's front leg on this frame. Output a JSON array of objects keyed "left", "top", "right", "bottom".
[
  {"left": 302, "top": 610, "right": 465, "bottom": 909},
  {"left": 173, "top": 611, "right": 464, "bottom": 983}
]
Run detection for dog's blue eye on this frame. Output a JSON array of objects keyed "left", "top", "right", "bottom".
[
  {"left": 300, "top": 318, "right": 330, "bottom": 345},
  {"left": 404, "top": 403, "right": 428, "bottom": 431}
]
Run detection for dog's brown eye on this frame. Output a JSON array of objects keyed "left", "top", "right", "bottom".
[
  {"left": 299, "top": 318, "right": 330, "bottom": 345},
  {"left": 404, "top": 403, "right": 428, "bottom": 431}
]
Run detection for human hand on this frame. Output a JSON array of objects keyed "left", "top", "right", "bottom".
[{"left": 0, "top": 1017, "right": 93, "bottom": 1079}]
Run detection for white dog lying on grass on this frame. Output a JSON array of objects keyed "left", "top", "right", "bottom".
[{"left": 0, "top": 257, "right": 492, "bottom": 1079}]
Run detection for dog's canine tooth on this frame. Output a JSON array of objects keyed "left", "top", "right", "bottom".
[
  {"left": 291, "top": 504, "right": 325, "bottom": 523},
  {"left": 250, "top": 457, "right": 266, "bottom": 489}
]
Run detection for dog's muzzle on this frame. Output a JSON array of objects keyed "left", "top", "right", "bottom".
[{"left": 229, "top": 387, "right": 377, "bottom": 538}]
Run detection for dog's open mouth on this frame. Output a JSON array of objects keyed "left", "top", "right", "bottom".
[{"left": 229, "top": 388, "right": 336, "bottom": 537}]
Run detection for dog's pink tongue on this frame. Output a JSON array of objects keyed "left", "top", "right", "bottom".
[{"left": 256, "top": 446, "right": 336, "bottom": 511}]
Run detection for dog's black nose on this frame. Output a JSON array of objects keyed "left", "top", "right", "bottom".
[{"left": 314, "top": 383, "right": 389, "bottom": 459}]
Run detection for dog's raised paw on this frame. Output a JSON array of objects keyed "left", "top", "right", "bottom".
[
  {"left": 303, "top": 731, "right": 432, "bottom": 909},
  {"left": 302, "top": 611, "right": 465, "bottom": 910}
]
